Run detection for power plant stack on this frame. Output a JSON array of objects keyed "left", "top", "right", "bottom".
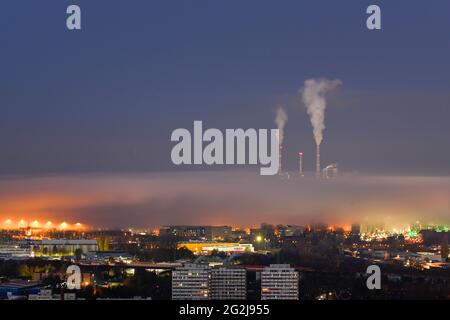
[
  {"left": 315, "top": 144, "right": 321, "bottom": 179},
  {"left": 299, "top": 152, "right": 304, "bottom": 176},
  {"left": 302, "top": 78, "right": 342, "bottom": 180},
  {"left": 274, "top": 106, "right": 287, "bottom": 176},
  {"left": 278, "top": 144, "right": 283, "bottom": 175}
]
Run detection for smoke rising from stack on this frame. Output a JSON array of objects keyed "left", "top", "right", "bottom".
[
  {"left": 301, "top": 78, "right": 342, "bottom": 146},
  {"left": 301, "top": 78, "right": 342, "bottom": 178},
  {"left": 274, "top": 107, "right": 288, "bottom": 174},
  {"left": 275, "top": 106, "right": 288, "bottom": 146}
]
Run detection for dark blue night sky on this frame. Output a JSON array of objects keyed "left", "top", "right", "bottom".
[{"left": 1, "top": 0, "right": 450, "bottom": 175}]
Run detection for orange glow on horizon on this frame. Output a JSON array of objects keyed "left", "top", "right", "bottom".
[
  {"left": 0, "top": 218, "right": 88, "bottom": 231},
  {"left": 342, "top": 225, "right": 352, "bottom": 232}
]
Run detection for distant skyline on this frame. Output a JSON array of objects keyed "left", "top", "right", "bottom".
[{"left": 1, "top": 1, "right": 450, "bottom": 176}]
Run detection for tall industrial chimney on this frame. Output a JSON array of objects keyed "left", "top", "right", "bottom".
[
  {"left": 299, "top": 152, "right": 304, "bottom": 176},
  {"left": 278, "top": 145, "right": 283, "bottom": 175},
  {"left": 315, "top": 144, "right": 321, "bottom": 179}
]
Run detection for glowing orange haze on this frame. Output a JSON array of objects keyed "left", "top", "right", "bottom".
[
  {"left": 1, "top": 218, "right": 85, "bottom": 231},
  {"left": 0, "top": 172, "right": 449, "bottom": 229}
]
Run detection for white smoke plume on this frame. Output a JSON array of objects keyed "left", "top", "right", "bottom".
[
  {"left": 301, "top": 78, "right": 342, "bottom": 146},
  {"left": 274, "top": 106, "right": 288, "bottom": 146}
]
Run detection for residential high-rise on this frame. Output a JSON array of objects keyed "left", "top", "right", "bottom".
[
  {"left": 261, "top": 264, "right": 299, "bottom": 300},
  {"left": 210, "top": 267, "right": 246, "bottom": 300},
  {"left": 172, "top": 264, "right": 247, "bottom": 300},
  {"left": 172, "top": 264, "right": 210, "bottom": 300}
]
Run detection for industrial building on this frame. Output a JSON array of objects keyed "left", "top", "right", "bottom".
[
  {"left": 322, "top": 163, "right": 338, "bottom": 179},
  {"left": 30, "top": 239, "right": 98, "bottom": 257}
]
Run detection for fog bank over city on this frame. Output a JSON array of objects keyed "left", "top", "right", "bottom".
[{"left": 0, "top": 172, "right": 448, "bottom": 229}]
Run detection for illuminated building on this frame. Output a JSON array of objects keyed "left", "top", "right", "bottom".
[
  {"left": 177, "top": 242, "right": 254, "bottom": 255},
  {"left": 172, "top": 264, "right": 210, "bottom": 300},
  {"left": 30, "top": 239, "right": 98, "bottom": 257},
  {"left": 362, "top": 222, "right": 385, "bottom": 235},
  {"left": 160, "top": 225, "right": 210, "bottom": 239},
  {"left": 210, "top": 267, "right": 246, "bottom": 300},
  {"left": 28, "top": 289, "right": 77, "bottom": 300},
  {"left": 159, "top": 225, "right": 232, "bottom": 240},
  {"left": 261, "top": 264, "right": 299, "bottom": 300},
  {"left": 0, "top": 280, "right": 40, "bottom": 299},
  {"left": 0, "top": 245, "right": 33, "bottom": 260},
  {"left": 415, "top": 251, "right": 444, "bottom": 263},
  {"left": 172, "top": 264, "right": 246, "bottom": 300}
]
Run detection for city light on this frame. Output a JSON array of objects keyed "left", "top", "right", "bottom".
[
  {"left": 0, "top": 1, "right": 449, "bottom": 306},
  {"left": 18, "top": 219, "right": 27, "bottom": 228},
  {"left": 0, "top": 219, "right": 88, "bottom": 231}
]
